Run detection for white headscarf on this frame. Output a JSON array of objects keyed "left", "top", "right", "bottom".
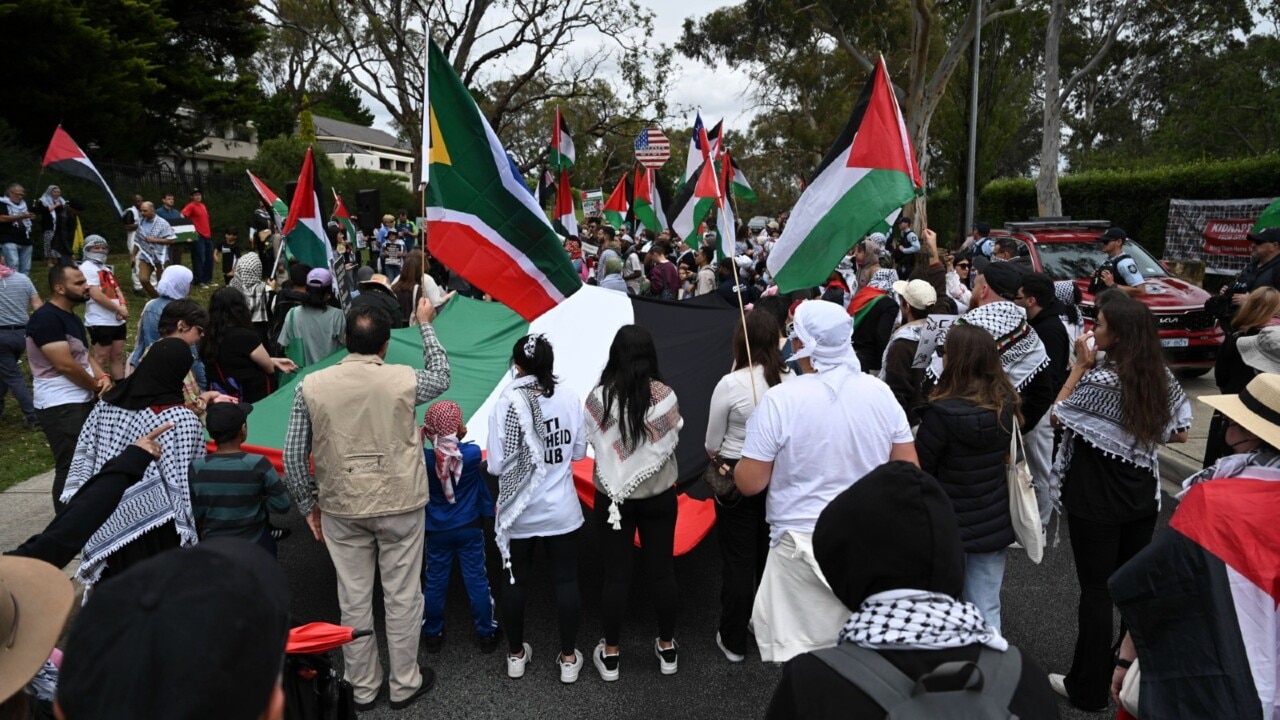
[
  {"left": 155, "top": 265, "right": 192, "bottom": 300},
  {"left": 788, "top": 300, "right": 861, "bottom": 397}
]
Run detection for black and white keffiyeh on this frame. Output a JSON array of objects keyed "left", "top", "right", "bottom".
[
  {"left": 1051, "top": 364, "right": 1192, "bottom": 507},
  {"left": 1, "top": 195, "right": 31, "bottom": 236},
  {"left": 839, "top": 589, "right": 1008, "bottom": 652},
  {"left": 493, "top": 375, "right": 548, "bottom": 581},
  {"left": 868, "top": 268, "right": 899, "bottom": 304},
  {"left": 61, "top": 402, "right": 206, "bottom": 586},
  {"left": 1181, "top": 450, "right": 1280, "bottom": 496},
  {"left": 951, "top": 301, "right": 1049, "bottom": 390},
  {"left": 878, "top": 320, "right": 925, "bottom": 382}
]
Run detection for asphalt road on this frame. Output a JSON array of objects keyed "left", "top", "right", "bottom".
[{"left": 276, "top": 496, "right": 1175, "bottom": 720}]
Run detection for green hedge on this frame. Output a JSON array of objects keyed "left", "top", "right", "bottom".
[{"left": 929, "top": 154, "right": 1280, "bottom": 258}]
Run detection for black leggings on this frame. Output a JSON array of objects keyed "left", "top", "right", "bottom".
[
  {"left": 594, "top": 487, "right": 678, "bottom": 647},
  {"left": 503, "top": 530, "right": 580, "bottom": 657}
]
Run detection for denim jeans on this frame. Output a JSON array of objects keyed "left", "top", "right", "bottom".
[
  {"left": 422, "top": 525, "right": 497, "bottom": 638},
  {"left": 192, "top": 235, "right": 214, "bottom": 284},
  {"left": 1, "top": 243, "right": 32, "bottom": 275},
  {"left": 963, "top": 549, "right": 1008, "bottom": 632},
  {"left": 0, "top": 328, "right": 35, "bottom": 420},
  {"left": 36, "top": 401, "right": 94, "bottom": 512}
]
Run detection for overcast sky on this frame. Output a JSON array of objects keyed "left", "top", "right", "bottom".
[{"left": 367, "top": 0, "right": 758, "bottom": 139}]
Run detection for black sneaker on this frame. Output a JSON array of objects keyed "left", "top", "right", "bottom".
[
  {"left": 477, "top": 627, "right": 502, "bottom": 654},
  {"left": 422, "top": 632, "right": 444, "bottom": 654},
  {"left": 388, "top": 667, "right": 436, "bottom": 710},
  {"left": 269, "top": 525, "right": 292, "bottom": 542},
  {"left": 23, "top": 417, "right": 39, "bottom": 432}
]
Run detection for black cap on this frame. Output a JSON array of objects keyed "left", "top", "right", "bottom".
[
  {"left": 1096, "top": 226, "right": 1126, "bottom": 243},
  {"left": 206, "top": 401, "right": 253, "bottom": 443},
  {"left": 980, "top": 260, "right": 1023, "bottom": 299},
  {"left": 1248, "top": 227, "right": 1280, "bottom": 245},
  {"left": 58, "top": 538, "right": 290, "bottom": 720},
  {"left": 190, "top": 187, "right": 202, "bottom": 195},
  {"left": 896, "top": 215, "right": 912, "bottom": 225}
]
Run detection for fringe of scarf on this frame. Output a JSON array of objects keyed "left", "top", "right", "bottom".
[{"left": 585, "top": 381, "right": 682, "bottom": 530}]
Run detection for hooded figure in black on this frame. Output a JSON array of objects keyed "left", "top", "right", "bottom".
[{"left": 765, "top": 461, "right": 1060, "bottom": 719}]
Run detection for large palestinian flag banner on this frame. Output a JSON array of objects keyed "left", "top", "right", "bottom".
[
  {"left": 1110, "top": 475, "right": 1280, "bottom": 718},
  {"left": 425, "top": 39, "right": 581, "bottom": 321},
  {"left": 241, "top": 286, "right": 739, "bottom": 554}
]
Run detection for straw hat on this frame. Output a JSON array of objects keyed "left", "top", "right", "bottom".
[
  {"left": 0, "top": 556, "right": 75, "bottom": 700},
  {"left": 1201, "top": 373, "right": 1280, "bottom": 451}
]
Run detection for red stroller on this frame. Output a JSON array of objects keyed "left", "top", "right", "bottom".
[{"left": 284, "top": 623, "right": 372, "bottom": 720}]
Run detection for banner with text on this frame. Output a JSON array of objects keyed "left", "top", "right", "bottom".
[{"left": 1164, "top": 198, "right": 1276, "bottom": 275}]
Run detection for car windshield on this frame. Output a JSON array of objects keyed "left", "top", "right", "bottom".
[{"left": 1033, "top": 242, "right": 1168, "bottom": 282}]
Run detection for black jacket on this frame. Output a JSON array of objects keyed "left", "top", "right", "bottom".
[
  {"left": 852, "top": 297, "right": 898, "bottom": 373},
  {"left": 8, "top": 446, "right": 153, "bottom": 567},
  {"left": 351, "top": 285, "right": 407, "bottom": 328},
  {"left": 1027, "top": 303, "right": 1071, "bottom": 395},
  {"left": 916, "top": 398, "right": 1016, "bottom": 553}
]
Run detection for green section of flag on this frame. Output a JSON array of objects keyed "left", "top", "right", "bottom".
[{"left": 1253, "top": 197, "right": 1280, "bottom": 232}]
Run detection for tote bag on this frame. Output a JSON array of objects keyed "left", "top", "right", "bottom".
[{"left": 1007, "top": 420, "right": 1044, "bottom": 563}]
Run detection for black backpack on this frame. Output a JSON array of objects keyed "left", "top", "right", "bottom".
[{"left": 812, "top": 644, "right": 1022, "bottom": 719}]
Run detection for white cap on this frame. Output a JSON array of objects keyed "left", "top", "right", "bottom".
[{"left": 892, "top": 279, "right": 938, "bottom": 310}]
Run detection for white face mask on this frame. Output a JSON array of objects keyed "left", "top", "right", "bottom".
[{"left": 87, "top": 250, "right": 109, "bottom": 264}]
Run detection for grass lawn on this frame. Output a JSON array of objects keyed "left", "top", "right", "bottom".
[{"left": 0, "top": 251, "right": 217, "bottom": 491}]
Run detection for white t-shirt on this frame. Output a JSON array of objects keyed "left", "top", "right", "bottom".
[
  {"left": 705, "top": 365, "right": 794, "bottom": 460},
  {"left": 79, "top": 260, "right": 125, "bottom": 328},
  {"left": 741, "top": 370, "right": 913, "bottom": 545},
  {"left": 487, "top": 385, "right": 587, "bottom": 539},
  {"left": 624, "top": 253, "right": 644, "bottom": 294}
]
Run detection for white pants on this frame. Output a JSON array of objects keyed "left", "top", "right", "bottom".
[
  {"left": 1024, "top": 413, "right": 1057, "bottom": 529},
  {"left": 751, "top": 530, "right": 850, "bottom": 663}
]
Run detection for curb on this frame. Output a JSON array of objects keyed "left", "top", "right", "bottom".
[{"left": 1158, "top": 447, "right": 1202, "bottom": 497}]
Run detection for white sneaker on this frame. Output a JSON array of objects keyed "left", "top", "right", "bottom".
[
  {"left": 1048, "top": 673, "right": 1068, "bottom": 699},
  {"left": 592, "top": 639, "right": 620, "bottom": 682},
  {"left": 507, "top": 643, "right": 532, "bottom": 679},
  {"left": 654, "top": 638, "right": 678, "bottom": 675},
  {"left": 558, "top": 649, "right": 583, "bottom": 684},
  {"left": 716, "top": 632, "right": 745, "bottom": 663}
]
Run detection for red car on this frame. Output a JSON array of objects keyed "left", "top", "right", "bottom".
[{"left": 988, "top": 220, "right": 1221, "bottom": 373}]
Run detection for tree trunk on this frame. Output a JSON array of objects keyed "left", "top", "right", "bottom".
[{"left": 1037, "top": 0, "right": 1065, "bottom": 217}]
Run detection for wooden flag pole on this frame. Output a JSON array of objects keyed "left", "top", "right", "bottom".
[{"left": 732, "top": 265, "right": 758, "bottom": 404}]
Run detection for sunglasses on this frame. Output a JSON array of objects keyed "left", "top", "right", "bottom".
[{"left": 955, "top": 262, "right": 970, "bottom": 269}]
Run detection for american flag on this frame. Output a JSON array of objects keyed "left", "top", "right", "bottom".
[{"left": 634, "top": 128, "right": 671, "bottom": 167}]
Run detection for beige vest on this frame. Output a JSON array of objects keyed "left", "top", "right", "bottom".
[{"left": 300, "top": 354, "right": 428, "bottom": 518}]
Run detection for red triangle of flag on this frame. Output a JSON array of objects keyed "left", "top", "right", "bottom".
[
  {"left": 43, "top": 126, "right": 88, "bottom": 166},
  {"left": 282, "top": 147, "right": 317, "bottom": 235},
  {"left": 1172, "top": 479, "right": 1280, "bottom": 605},
  {"left": 604, "top": 176, "right": 628, "bottom": 212},
  {"left": 693, "top": 160, "right": 720, "bottom": 200},
  {"left": 845, "top": 58, "right": 923, "bottom": 188}
]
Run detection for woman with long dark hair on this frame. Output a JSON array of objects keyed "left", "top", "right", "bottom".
[
  {"left": 277, "top": 268, "right": 346, "bottom": 367},
  {"left": 585, "top": 325, "right": 683, "bottom": 681},
  {"left": 1048, "top": 296, "right": 1191, "bottom": 711},
  {"left": 487, "top": 335, "right": 588, "bottom": 683},
  {"left": 203, "top": 288, "right": 296, "bottom": 402},
  {"left": 916, "top": 323, "right": 1022, "bottom": 631},
  {"left": 704, "top": 310, "right": 792, "bottom": 662},
  {"left": 391, "top": 249, "right": 425, "bottom": 323}
]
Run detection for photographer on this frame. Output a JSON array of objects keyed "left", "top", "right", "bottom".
[{"left": 1210, "top": 228, "right": 1280, "bottom": 328}]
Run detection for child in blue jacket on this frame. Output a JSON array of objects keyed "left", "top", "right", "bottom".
[{"left": 421, "top": 400, "right": 500, "bottom": 653}]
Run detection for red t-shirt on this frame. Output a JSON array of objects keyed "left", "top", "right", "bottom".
[{"left": 181, "top": 201, "right": 211, "bottom": 237}]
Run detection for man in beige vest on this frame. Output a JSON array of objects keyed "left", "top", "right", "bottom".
[{"left": 283, "top": 298, "right": 449, "bottom": 711}]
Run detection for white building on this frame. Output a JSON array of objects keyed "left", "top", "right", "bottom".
[
  {"left": 313, "top": 115, "right": 414, "bottom": 188},
  {"left": 164, "top": 119, "right": 260, "bottom": 174}
]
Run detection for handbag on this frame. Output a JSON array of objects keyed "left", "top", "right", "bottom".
[
  {"left": 702, "top": 455, "right": 741, "bottom": 503},
  {"left": 1007, "top": 420, "right": 1044, "bottom": 564},
  {"left": 1119, "top": 658, "right": 1140, "bottom": 716}
]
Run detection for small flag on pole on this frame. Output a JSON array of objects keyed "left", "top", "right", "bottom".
[
  {"left": 549, "top": 109, "right": 576, "bottom": 171},
  {"left": 42, "top": 127, "right": 123, "bottom": 216}
]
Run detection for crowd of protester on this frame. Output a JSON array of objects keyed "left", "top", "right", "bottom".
[{"left": 2, "top": 181, "right": 1279, "bottom": 720}]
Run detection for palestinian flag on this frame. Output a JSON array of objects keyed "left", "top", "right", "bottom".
[
  {"left": 726, "top": 150, "right": 758, "bottom": 203},
  {"left": 683, "top": 114, "right": 721, "bottom": 183},
  {"left": 549, "top": 108, "right": 576, "bottom": 170},
  {"left": 847, "top": 286, "right": 890, "bottom": 327},
  {"left": 1111, "top": 475, "right": 1280, "bottom": 718},
  {"left": 281, "top": 147, "right": 333, "bottom": 271},
  {"left": 554, "top": 168, "right": 579, "bottom": 238},
  {"left": 669, "top": 125, "right": 718, "bottom": 246},
  {"left": 425, "top": 39, "right": 582, "bottom": 322},
  {"left": 633, "top": 166, "right": 666, "bottom": 234},
  {"left": 767, "top": 56, "right": 922, "bottom": 293},
  {"left": 331, "top": 190, "right": 359, "bottom": 246},
  {"left": 603, "top": 175, "right": 629, "bottom": 231},
  {"left": 248, "top": 171, "right": 289, "bottom": 229},
  {"left": 41, "top": 126, "right": 123, "bottom": 216},
  {"left": 240, "top": 286, "right": 739, "bottom": 555}
]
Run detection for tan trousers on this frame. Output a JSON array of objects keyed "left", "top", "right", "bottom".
[{"left": 322, "top": 509, "right": 425, "bottom": 703}]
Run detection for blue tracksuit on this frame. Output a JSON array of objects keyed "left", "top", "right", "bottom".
[{"left": 422, "top": 442, "right": 497, "bottom": 638}]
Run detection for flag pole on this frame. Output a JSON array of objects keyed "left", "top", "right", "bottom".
[
  {"left": 421, "top": 19, "right": 431, "bottom": 265},
  {"left": 733, "top": 278, "right": 758, "bottom": 404}
]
